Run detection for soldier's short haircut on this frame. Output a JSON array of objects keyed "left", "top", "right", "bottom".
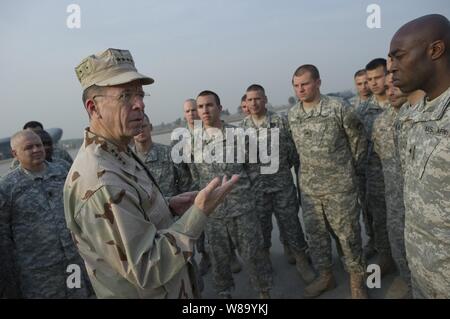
[
  {"left": 241, "top": 94, "right": 247, "bottom": 102},
  {"left": 292, "top": 64, "right": 321, "bottom": 82},
  {"left": 23, "top": 121, "right": 43, "bottom": 130},
  {"left": 197, "top": 90, "right": 221, "bottom": 106},
  {"left": 82, "top": 84, "right": 104, "bottom": 105},
  {"left": 366, "top": 58, "right": 387, "bottom": 73},
  {"left": 35, "top": 130, "right": 53, "bottom": 146},
  {"left": 10, "top": 130, "right": 41, "bottom": 150},
  {"left": 246, "top": 84, "right": 265, "bottom": 94},
  {"left": 354, "top": 69, "right": 367, "bottom": 78}
]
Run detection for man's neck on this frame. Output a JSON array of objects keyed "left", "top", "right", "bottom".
[
  {"left": 374, "top": 93, "right": 388, "bottom": 104},
  {"left": 23, "top": 162, "right": 46, "bottom": 173},
  {"left": 359, "top": 94, "right": 370, "bottom": 102},
  {"left": 135, "top": 140, "right": 152, "bottom": 154},
  {"left": 89, "top": 124, "right": 131, "bottom": 149},
  {"left": 303, "top": 94, "right": 321, "bottom": 111},
  {"left": 204, "top": 120, "right": 223, "bottom": 130},
  {"left": 251, "top": 109, "right": 267, "bottom": 121},
  {"left": 424, "top": 71, "right": 450, "bottom": 100}
]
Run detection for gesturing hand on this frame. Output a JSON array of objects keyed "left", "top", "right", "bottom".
[{"left": 194, "top": 175, "right": 240, "bottom": 216}]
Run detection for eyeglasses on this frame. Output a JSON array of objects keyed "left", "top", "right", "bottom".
[{"left": 93, "top": 91, "right": 150, "bottom": 104}]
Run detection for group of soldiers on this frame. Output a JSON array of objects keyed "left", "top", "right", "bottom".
[{"left": 0, "top": 13, "right": 449, "bottom": 299}]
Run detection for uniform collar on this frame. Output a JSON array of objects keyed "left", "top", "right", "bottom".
[
  {"left": 84, "top": 128, "right": 139, "bottom": 177},
  {"left": 412, "top": 86, "right": 450, "bottom": 123}
]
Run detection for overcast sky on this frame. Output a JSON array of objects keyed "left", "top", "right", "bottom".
[{"left": 1, "top": 0, "right": 449, "bottom": 139}]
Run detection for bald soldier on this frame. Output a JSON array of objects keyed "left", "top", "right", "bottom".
[
  {"left": 389, "top": 14, "right": 450, "bottom": 299},
  {"left": 356, "top": 58, "right": 394, "bottom": 273},
  {"left": 64, "top": 48, "right": 239, "bottom": 298},
  {"left": 350, "top": 69, "right": 372, "bottom": 109},
  {"left": 0, "top": 130, "right": 92, "bottom": 298},
  {"left": 288, "top": 64, "right": 368, "bottom": 298},
  {"left": 371, "top": 71, "right": 412, "bottom": 298}
]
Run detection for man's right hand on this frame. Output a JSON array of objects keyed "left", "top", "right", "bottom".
[{"left": 194, "top": 175, "right": 240, "bottom": 216}]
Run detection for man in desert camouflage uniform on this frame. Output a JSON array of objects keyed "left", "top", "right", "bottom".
[
  {"left": 356, "top": 59, "right": 394, "bottom": 273},
  {"left": 240, "top": 84, "right": 314, "bottom": 283},
  {"left": 371, "top": 72, "right": 412, "bottom": 298},
  {"left": 0, "top": 130, "right": 92, "bottom": 298},
  {"left": 64, "top": 48, "right": 238, "bottom": 298},
  {"left": 288, "top": 64, "right": 368, "bottom": 299},
  {"left": 193, "top": 90, "right": 273, "bottom": 299},
  {"left": 349, "top": 69, "right": 372, "bottom": 109},
  {"left": 389, "top": 14, "right": 450, "bottom": 298}
]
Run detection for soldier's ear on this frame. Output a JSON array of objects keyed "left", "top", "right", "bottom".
[
  {"left": 11, "top": 149, "right": 17, "bottom": 158},
  {"left": 85, "top": 99, "right": 101, "bottom": 119}
]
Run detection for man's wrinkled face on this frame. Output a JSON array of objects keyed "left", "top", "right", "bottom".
[
  {"left": 13, "top": 134, "right": 45, "bottom": 169},
  {"left": 389, "top": 33, "right": 429, "bottom": 93},
  {"left": 92, "top": 81, "right": 146, "bottom": 141},
  {"left": 183, "top": 101, "right": 199, "bottom": 126},
  {"left": 246, "top": 90, "right": 267, "bottom": 116},
  {"left": 366, "top": 66, "right": 387, "bottom": 96},
  {"left": 355, "top": 74, "right": 371, "bottom": 98},
  {"left": 134, "top": 118, "right": 152, "bottom": 144},
  {"left": 292, "top": 72, "right": 321, "bottom": 103},
  {"left": 197, "top": 94, "right": 222, "bottom": 128}
]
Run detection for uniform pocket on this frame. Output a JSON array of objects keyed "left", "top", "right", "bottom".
[{"left": 416, "top": 137, "right": 440, "bottom": 180}]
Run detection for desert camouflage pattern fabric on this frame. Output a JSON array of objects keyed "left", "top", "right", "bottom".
[
  {"left": 240, "top": 111, "right": 307, "bottom": 253},
  {"left": 191, "top": 123, "right": 273, "bottom": 294},
  {"left": 288, "top": 95, "right": 366, "bottom": 274},
  {"left": 372, "top": 106, "right": 411, "bottom": 285},
  {"left": 356, "top": 95, "right": 391, "bottom": 254},
  {"left": 0, "top": 161, "right": 92, "bottom": 298},
  {"left": 402, "top": 87, "right": 450, "bottom": 299},
  {"left": 64, "top": 129, "right": 207, "bottom": 299}
]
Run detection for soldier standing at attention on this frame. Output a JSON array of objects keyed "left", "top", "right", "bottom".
[
  {"left": 357, "top": 58, "right": 395, "bottom": 274},
  {"left": 389, "top": 14, "right": 450, "bottom": 298},
  {"left": 371, "top": 70, "right": 412, "bottom": 298},
  {"left": 193, "top": 90, "right": 273, "bottom": 299},
  {"left": 240, "top": 84, "right": 314, "bottom": 283},
  {"left": 64, "top": 48, "right": 239, "bottom": 298},
  {"left": 288, "top": 64, "right": 368, "bottom": 299}
]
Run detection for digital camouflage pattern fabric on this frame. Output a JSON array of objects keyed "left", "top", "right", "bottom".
[
  {"left": 402, "top": 87, "right": 450, "bottom": 298},
  {"left": 0, "top": 161, "right": 92, "bottom": 298}
]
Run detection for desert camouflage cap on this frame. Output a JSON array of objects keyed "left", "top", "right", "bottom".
[{"left": 75, "top": 48, "right": 154, "bottom": 90}]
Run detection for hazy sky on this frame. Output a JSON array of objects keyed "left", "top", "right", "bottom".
[{"left": 1, "top": 0, "right": 449, "bottom": 139}]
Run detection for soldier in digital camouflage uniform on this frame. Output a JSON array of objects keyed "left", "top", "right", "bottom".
[
  {"left": 193, "top": 90, "right": 273, "bottom": 299},
  {"left": 389, "top": 15, "right": 450, "bottom": 298},
  {"left": 288, "top": 64, "right": 368, "bottom": 299},
  {"left": 372, "top": 73, "right": 412, "bottom": 298},
  {"left": 356, "top": 58, "right": 395, "bottom": 273},
  {"left": 0, "top": 130, "right": 92, "bottom": 298},
  {"left": 64, "top": 48, "right": 238, "bottom": 299},
  {"left": 240, "top": 84, "right": 314, "bottom": 283},
  {"left": 133, "top": 115, "right": 188, "bottom": 197}
]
